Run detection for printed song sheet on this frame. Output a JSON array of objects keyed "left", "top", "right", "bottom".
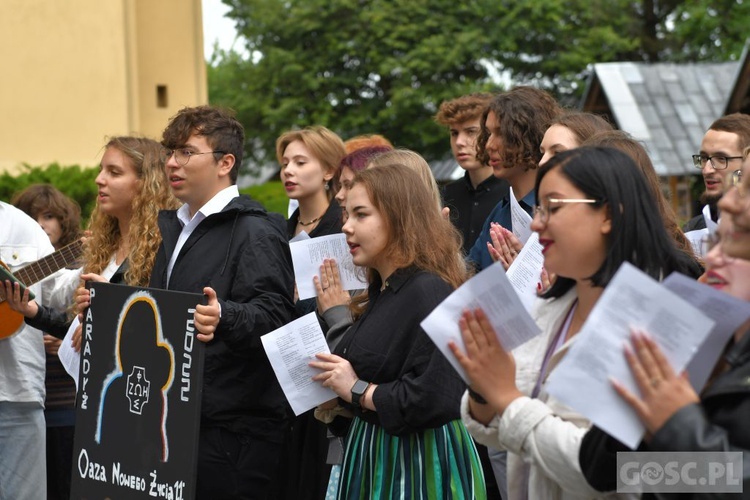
[
  {"left": 509, "top": 186, "right": 533, "bottom": 245},
  {"left": 290, "top": 233, "right": 367, "bottom": 300},
  {"left": 662, "top": 272, "right": 750, "bottom": 390},
  {"left": 261, "top": 312, "right": 338, "bottom": 415},
  {"left": 545, "top": 263, "right": 715, "bottom": 449},
  {"left": 506, "top": 232, "right": 544, "bottom": 313},
  {"left": 421, "top": 263, "right": 541, "bottom": 383},
  {"left": 59, "top": 316, "right": 82, "bottom": 388}
]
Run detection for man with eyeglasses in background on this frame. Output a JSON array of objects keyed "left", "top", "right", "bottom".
[
  {"left": 684, "top": 113, "right": 750, "bottom": 233},
  {"left": 151, "top": 105, "right": 296, "bottom": 499}
]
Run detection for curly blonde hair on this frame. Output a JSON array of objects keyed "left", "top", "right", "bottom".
[{"left": 84, "top": 137, "right": 179, "bottom": 287}]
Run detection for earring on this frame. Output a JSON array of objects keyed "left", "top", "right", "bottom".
[{"left": 324, "top": 182, "right": 330, "bottom": 191}]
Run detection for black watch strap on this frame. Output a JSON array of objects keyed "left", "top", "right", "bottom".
[
  {"left": 468, "top": 388, "right": 488, "bottom": 405},
  {"left": 350, "top": 379, "right": 370, "bottom": 408}
]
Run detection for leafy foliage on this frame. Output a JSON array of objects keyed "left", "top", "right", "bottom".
[
  {"left": 0, "top": 164, "right": 98, "bottom": 222},
  {"left": 211, "top": 0, "right": 750, "bottom": 170},
  {"left": 211, "top": 0, "right": 504, "bottom": 167},
  {"left": 241, "top": 181, "right": 288, "bottom": 217}
]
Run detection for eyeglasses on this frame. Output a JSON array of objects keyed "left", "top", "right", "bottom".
[
  {"left": 700, "top": 232, "right": 735, "bottom": 263},
  {"left": 692, "top": 154, "right": 743, "bottom": 170},
  {"left": 533, "top": 197, "right": 601, "bottom": 224},
  {"left": 161, "top": 147, "right": 226, "bottom": 166},
  {"left": 730, "top": 169, "right": 747, "bottom": 199}
]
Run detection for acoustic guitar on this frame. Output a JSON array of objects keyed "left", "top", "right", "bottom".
[{"left": 0, "top": 239, "right": 84, "bottom": 339}]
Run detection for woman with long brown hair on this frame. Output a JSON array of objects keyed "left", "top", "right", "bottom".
[{"left": 310, "top": 164, "right": 485, "bottom": 498}]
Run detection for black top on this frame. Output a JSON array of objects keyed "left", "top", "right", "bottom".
[
  {"left": 286, "top": 198, "right": 343, "bottom": 240},
  {"left": 442, "top": 172, "right": 509, "bottom": 254},
  {"left": 682, "top": 203, "right": 718, "bottom": 232},
  {"left": 333, "top": 267, "right": 466, "bottom": 436}
]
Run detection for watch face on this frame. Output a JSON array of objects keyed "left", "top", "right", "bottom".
[{"left": 352, "top": 379, "right": 369, "bottom": 395}]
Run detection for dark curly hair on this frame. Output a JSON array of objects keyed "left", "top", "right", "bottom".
[{"left": 476, "top": 86, "right": 561, "bottom": 171}]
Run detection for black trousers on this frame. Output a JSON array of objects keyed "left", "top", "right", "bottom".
[{"left": 196, "top": 427, "right": 283, "bottom": 500}]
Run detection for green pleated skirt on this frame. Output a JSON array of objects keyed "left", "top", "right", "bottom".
[{"left": 336, "top": 417, "right": 486, "bottom": 499}]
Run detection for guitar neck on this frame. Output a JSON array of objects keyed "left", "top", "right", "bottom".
[{"left": 14, "top": 240, "right": 83, "bottom": 286}]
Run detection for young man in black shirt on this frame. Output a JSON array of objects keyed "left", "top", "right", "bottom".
[{"left": 435, "top": 93, "right": 509, "bottom": 254}]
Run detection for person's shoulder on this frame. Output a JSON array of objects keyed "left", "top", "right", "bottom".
[
  {"left": 1, "top": 201, "right": 31, "bottom": 223},
  {"left": 682, "top": 213, "right": 706, "bottom": 232},
  {"left": 405, "top": 268, "right": 453, "bottom": 292},
  {"left": 227, "top": 196, "right": 288, "bottom": 236},
  {"left": 442, "top": 177, "right": 466, "bottom": 196},
  {"left": 1, "top": 202, "right": 49, "bottom": 242}
]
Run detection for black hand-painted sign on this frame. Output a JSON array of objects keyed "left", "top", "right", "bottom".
[{"left": 71, "top": 282, "right": 204, "bottom": 500}]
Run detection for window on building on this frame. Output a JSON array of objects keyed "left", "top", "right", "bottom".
[{"left": 156, "top": 85, "right": 168, "bottom": 108}]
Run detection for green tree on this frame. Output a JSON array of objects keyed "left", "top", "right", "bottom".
[
  {"left": 212, "top": 0, "right": 503, "bottom": 166},
  {"left": 473, "top": 0, "right": 749, "bottom": 99},
  {"left": 212, "top": 0, "right": 750, "bottom": 168}
]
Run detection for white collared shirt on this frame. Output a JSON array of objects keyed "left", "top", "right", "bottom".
[{"left": 166, "top": 185, "right": 240, "bottom": 285}]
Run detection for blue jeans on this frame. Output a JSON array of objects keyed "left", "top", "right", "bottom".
[{"left": 0, "top": 402, "right": 46, "bottom": 500}]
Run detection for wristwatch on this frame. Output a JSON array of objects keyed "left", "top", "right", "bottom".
[{"left": 350, "top": 379, "right": 370, "bottom": 408}]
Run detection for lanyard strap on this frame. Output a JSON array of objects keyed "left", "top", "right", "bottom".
[{"left": 531, "top": 300, "right": 577, "bottom": 399}]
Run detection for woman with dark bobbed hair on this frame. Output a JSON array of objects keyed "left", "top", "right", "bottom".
[{"left": 449, "top": 146, "right": 698, "bottom": 499}]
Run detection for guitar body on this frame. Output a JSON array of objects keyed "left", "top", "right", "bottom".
[
  {"left": 0, "top": 239, "right": 84, "bottom": 340},
  {"left": 0, "top": 261, "right": 24, "bottom": 339}
]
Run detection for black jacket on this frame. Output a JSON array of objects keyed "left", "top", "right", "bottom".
[
  {"left": 579, "top": 331, "right": 750, "bottom": 498},
  {"left": 682, "top": 204, "right": 718, "bottom": 232},
  {"left": 149, "top": 195, "right": 295, "bottom": 441}
]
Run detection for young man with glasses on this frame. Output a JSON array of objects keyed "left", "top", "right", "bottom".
[
  {"left": 684, "top": 113, "right": 750, "bottom": 233},
  {"left": 151, "top": 106, "right": 296, "bottom": 499}
]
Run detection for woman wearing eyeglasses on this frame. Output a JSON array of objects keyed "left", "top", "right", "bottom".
[
  {"left": 448, "top": 146, "right": 698, "bottom": 499},
  {"left": 578, "top": 216, "right": 750, "bottom": 497}
]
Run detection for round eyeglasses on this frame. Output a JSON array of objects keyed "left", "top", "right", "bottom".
[{"left": 161, "top": 148, "right": 226, "bottom": 166}]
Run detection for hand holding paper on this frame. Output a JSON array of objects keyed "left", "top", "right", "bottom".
[
  {"left": 290, "top": 234, "right": 367, "bottom": 300},
  {"left": 421, "top": 263, "right": 540, "bottom": 383},
  {"left": 611, "top": 330, "right": 700, "bottom": 437},
  {"left": 309, "top": 352, "right": 359, "bottom": 403},
  {"left": 448, "top": 308, "right": 523, "bottom": 413},
  {"left": 261, "top": 312, "right": 337, "bottom": 415},
  {"left": 544, "top": 263, "right": 715, "bottom": 449}
]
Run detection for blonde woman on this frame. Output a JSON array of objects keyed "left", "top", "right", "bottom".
[{"left": 5, "top": 136, "right": 178, "bottom": 341}]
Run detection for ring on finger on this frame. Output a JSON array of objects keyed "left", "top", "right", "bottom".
[{"left": 650, "top": 377, "right": 660, "bottom": 389}]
